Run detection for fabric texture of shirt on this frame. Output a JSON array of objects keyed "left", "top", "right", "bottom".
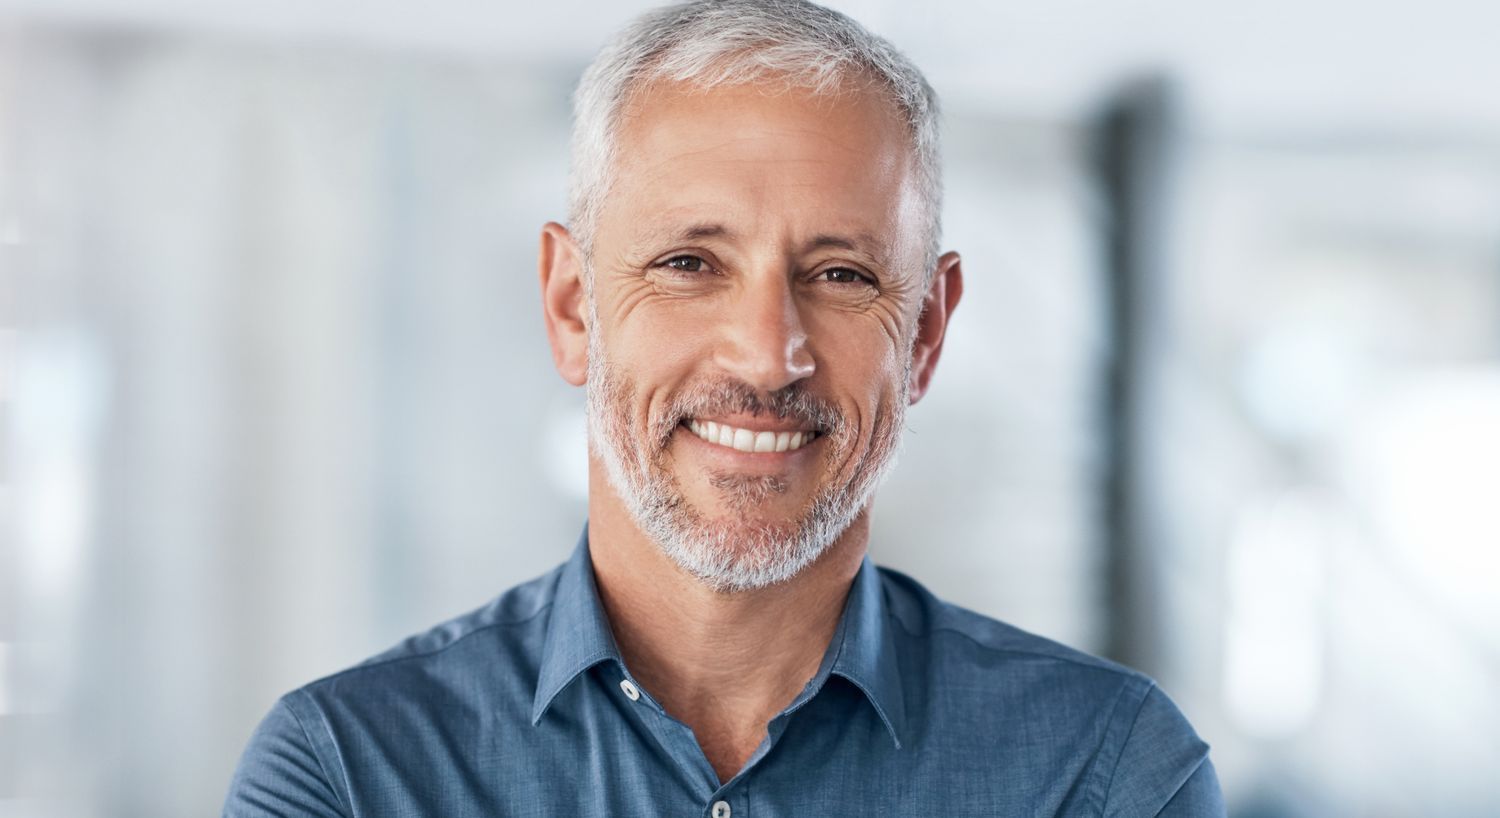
[{"left": 224, "top": 527, "right": 1224, "bottom": 816}]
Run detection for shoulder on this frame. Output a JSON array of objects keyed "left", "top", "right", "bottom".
[
  {"left": 876, "top": 563, "right": 1151, "bottom": 689},
  {"left": 875, "top": 565, "right": 1218, "bottom": 813},
  {"left": 225, "top": 565, "right": 567, "bottom": 815},
  {"left": 284, "top": 562, "right": 565, "bottom": 739},
  {"left": 312, "top": 562, "right": 559, "bottom": 688}
]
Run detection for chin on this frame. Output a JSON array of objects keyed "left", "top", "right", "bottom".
[
  {"left": 694, "top": 479, "right": 809, "bottom": 520},
  {"left": 644, "top": 491, "right": 861, "bottom": 593}
]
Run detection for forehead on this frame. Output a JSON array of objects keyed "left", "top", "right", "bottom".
[{"left": 598, "top": 77, "right": 922, "bottom": 260}]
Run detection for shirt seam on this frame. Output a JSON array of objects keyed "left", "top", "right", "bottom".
[
  {"left": 283, "top": 690, "right": 353, "bottom": 817},
  {"left": 1098, "top": 679, "right": 1157, "bottom": 817},
  {"left": 888, "top": 606, "right": 1146, "bottom": 682},
  {"left": 1150, "top": 756, "right": 1209, "bottom": 818},
  {"left": 305, "top": 600, "right": 556, "bottom": 689}
]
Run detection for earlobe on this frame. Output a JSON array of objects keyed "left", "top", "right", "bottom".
[
  {"left": 538, "top": 222, "right": 590, "bottom": 386},
  {"left": 907, "top": 251, "right": 964, "bottom": 404}
]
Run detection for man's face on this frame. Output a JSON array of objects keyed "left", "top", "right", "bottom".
[{"left": 584, "top": 78, "right": 930, "bottom": 591}]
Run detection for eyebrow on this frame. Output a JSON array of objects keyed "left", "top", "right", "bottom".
[
  {"left": 680, "top": 223, "right": 733, "bottom": 242},
  {"left": 807, "top": 232, "right": 891, "bottom": 268},
  {"left": 624, "top": 222, "right": 734, "bottom": 258},
  {"left": 639, "top": 222, "right": 735, "bottom": 246},
  {"left": 806, "top": 232, "right": 878, "bottom": 253}
]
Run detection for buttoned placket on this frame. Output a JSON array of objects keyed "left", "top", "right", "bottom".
[
  {"left": 531, "top": 535, "right": 909, "bottom": 816},
  {"left": 614, "top": 568, "right": 865, "bottom": 816},
  {"left": 610, "top": 666, "right": 767, "bottom": 818}
]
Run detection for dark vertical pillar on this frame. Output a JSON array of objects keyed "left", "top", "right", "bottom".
[{"left": 1093, "top": 77, "right": 1178, "bottom": 672}]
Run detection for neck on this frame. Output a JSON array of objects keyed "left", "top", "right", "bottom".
[{"left": 586, "top": 463, "right": 868, "bottom": 782}]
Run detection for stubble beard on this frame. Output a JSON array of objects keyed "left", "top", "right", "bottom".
[{"left": 584, "top": 308, "right": 909, "bottom": 593}]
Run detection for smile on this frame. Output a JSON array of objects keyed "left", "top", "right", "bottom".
[{"left": 685, "top": 419, "right": 819, "bottom": 453}]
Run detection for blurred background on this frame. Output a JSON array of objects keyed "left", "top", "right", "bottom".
[{"left": 1, "top": 0, "right": 1497, "bottom": 815}]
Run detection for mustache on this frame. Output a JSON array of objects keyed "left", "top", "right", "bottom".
[{"left": 655, "top": 378, "right": 846, "bottom": 444}]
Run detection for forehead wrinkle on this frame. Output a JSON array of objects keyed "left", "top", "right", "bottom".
[
  {"left": 620, "top": 82, "right": 887, "bottom": 154},
  {"left": 631, "top": 147, "right": 858, "bottom": 189},
  {"left": 617, "top": 106, "right": 892, "bottom": 194}
]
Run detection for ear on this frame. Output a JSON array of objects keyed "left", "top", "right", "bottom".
[
  {"left": 907, "top": 251, "right": 963, "bottom": 404},
  {"left": 539, "top": 222, "right": 589, "bottom": 386}
]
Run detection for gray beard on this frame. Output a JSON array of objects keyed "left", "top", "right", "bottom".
[{"left": 583, "top": 313, "right": 907, "bottom": 593}]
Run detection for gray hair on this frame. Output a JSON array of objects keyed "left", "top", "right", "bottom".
[{"left": 568, "top": 0, "right": 943, "bottom": 277}]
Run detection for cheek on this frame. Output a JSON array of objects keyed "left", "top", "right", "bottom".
[
  {"left": 803, "top": 294, "right": 913, "bottom": 355},
  {"left": 607, "top": 304, "right": 717, "bottom": 417},
  {"left": 810, "top": 315, "right": 909, "bottom": 385},
  {"left": 818, "top": 338, "right": 909, "bottom": 446},
  {"left": 611, "top": 295, "right": 721, "bottom": 358}
]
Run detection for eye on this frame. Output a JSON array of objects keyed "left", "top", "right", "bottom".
[
  {"left": 820, "top": 267, "right": 873, "bottom": 285},
  {"left": 659, "top": 254, "right": 710, "bottom": 273}
]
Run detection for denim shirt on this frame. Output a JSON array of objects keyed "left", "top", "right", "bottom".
[{"left": 225, "top": 528, "right": 1223, "bottom": 816}]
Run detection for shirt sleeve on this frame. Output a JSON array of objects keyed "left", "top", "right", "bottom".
[
  {"left": 222, "top": 694, "right": 349, "bottom": 818},
  {"left": 1101, "top": 683, "right": 1225, "bottom": 818}
]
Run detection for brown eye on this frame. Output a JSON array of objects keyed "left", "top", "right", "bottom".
[
  {"left": 822, "top": 267, "right": 869, "bottom": 285},
  {"left": 663, "top": 255, "right": 707, "bottom": 273}
]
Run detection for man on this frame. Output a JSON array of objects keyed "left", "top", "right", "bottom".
[{"left": 225, "top": 1, "right": 1224, "bottom": 815}]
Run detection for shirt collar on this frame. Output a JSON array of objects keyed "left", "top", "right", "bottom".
[
  {"left": 826, "top": 554, "right": 908, "bottom": 749},
  {"left": 530, "top": 525, "right": 908, "bottom": 749},
  {"left": 530, "top": 525, "right": 622, "bottom": 725}
]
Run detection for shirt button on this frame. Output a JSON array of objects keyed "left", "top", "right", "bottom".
[
  {"left": 711, "top": 801, "right": 731, "bottom": 818},
  {"left": 619, "top": 679, "right": 641, "bottom": 701}
]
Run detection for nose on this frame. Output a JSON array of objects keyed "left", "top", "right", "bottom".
[{"left": 713, "top": 270, "right": 816, "bottom": 393}]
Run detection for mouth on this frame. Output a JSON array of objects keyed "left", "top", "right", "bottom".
[{"left": 683, "top": 418, "right": 821, "bottom": 453}]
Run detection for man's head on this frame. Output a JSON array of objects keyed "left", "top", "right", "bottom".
[{"left": 539, "top": 0, "right": 962, "bottom": 592}]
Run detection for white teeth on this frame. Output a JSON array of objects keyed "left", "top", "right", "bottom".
[{"left": 685, "top": 420, "right": 816, "bottom": 453}]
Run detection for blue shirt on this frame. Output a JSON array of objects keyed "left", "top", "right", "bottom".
[{"left": 225, "top": 529, "right": 1224, "bottom": 816}]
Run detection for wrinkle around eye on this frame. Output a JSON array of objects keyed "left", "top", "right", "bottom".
[
  {"left": 596, "top": 266, "right": 664, "bottom": 324},
  {"left": 639, "top": 253, "right": 735, "bottom": 299},
  {"left": 872, "top": 299, "right": 907, "bottom": 345}
]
